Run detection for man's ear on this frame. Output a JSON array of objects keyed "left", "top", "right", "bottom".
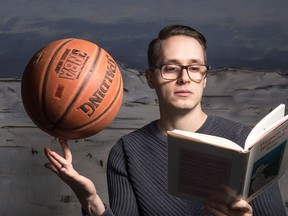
[
  {"left": 203, "top": 77, "right": 207, "bottom": 88},
  {"left": 145, "top": 69, "right": 155, "bottom": 89}
]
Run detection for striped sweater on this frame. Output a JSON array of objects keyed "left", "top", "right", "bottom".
[{"left": 102, "top": 115, "right": 287, "bottom": 215}]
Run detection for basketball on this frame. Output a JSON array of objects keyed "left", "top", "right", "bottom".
[{"left": 21, "top": 38, "right": 123, "bottom": 140}]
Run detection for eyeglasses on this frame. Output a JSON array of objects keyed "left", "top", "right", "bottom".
[{"left": 152, "top": 64, "right": 210, "bottom": 83}]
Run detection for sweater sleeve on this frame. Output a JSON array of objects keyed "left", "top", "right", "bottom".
[
  {"left": 250, "top": 182, "right": 287, "bottom": 216},
  {"left": 106, "top": 139, "right": 140, "bottom": 215},
  {"left": 82, "top": 205, "right": 115, "bottom": 216}
]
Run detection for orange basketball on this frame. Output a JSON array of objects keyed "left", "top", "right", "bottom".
[{"left": 21, "top": 38, "right": 123, "bottom": 140}]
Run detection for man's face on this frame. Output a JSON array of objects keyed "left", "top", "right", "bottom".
[{"left": 146, "top": 35, "right": 207, "bottom": 113}]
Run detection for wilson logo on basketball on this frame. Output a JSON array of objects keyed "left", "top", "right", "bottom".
[
  {"left": 55, "top": 49, "right": 89, "bottom": 80},
  {"left": 78, "top": 55, "right": 117, "bottom": 117}
]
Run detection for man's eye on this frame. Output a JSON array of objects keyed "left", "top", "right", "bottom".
[
  {"left": 189, "top": 66, "right": 200, "bottom": 72},
  {"left": 165, "top": 66, "right": 179, "bottom": 72}
]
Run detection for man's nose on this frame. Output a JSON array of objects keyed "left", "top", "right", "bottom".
[{"left": 177, "top": 68, "right": 191, "bottom": 84}]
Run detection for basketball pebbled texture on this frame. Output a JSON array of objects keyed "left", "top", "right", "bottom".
[{"left": 21, "top": 38, "right": 123, "bottom": 140}]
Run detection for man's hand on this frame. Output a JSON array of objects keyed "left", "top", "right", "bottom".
[
  {"left": 205, "top": 198, "right": 252, "bottom": 216},
  {"left": 44, "top": 139, "right": 105, "bottom": 216}
]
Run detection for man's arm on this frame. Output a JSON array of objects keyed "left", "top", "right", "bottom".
[{"left": 44, "top": 139, "right": 107, "bottom": 216}]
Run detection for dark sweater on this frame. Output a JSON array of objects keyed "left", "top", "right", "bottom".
[{"left": 101, "top": 115, "right": 286, "bottom": 215}]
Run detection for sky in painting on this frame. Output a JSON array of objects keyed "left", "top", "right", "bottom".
[{"left": 1, "top": 0, "right": 288, "bottom": 77}]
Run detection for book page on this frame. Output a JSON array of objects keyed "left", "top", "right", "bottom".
[
  {"left": 171, "top": 129, "right": 244, "bottom": 152},
  {"left": 245, "top": 104, "right": 286, "bottom": 150},
  {"left": 241, "top": 118, "right": 288, "bottom": 201}
]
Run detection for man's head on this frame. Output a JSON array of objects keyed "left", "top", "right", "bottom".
[
  {"left": 147, "top": 24, "right": 207, "bottom": 68},
  {"left": 145, "top": 24, "right": 209, "bottom": 116}
]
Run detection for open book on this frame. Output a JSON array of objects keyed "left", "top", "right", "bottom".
[{"left": 167, "top": 104, "right": 288, "bottom": 203}]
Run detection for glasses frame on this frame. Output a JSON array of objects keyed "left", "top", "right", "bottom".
[{"left": 152, "top": 64, "right": 211, "bottom": 83}]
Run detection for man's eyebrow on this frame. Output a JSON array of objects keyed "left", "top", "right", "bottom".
[{"left": 191, "top": 59, "right": 203, "bottom": 63}]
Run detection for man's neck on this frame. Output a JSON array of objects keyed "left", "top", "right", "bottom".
[{"left": 157, "top": 109, "right": 208, "bottom": 134}]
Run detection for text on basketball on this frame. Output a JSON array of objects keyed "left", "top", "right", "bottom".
[{"left": 78, "top": 55, "right": 117, "bottom": 117}]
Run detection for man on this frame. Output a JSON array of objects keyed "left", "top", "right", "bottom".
[{"left": 44, "top": 24, "right": 286, "bottom": 215}]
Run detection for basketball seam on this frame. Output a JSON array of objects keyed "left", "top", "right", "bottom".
[{"left": 42, "top": 39, "right": 75, "bottom": 125}]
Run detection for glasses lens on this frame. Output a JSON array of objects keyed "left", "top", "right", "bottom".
[
  {"left": 161, "top": 64, "right": 181, "bottom": 80},
  {"left": 187, "top": 65, "right": 207, "bottom": 80}
]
